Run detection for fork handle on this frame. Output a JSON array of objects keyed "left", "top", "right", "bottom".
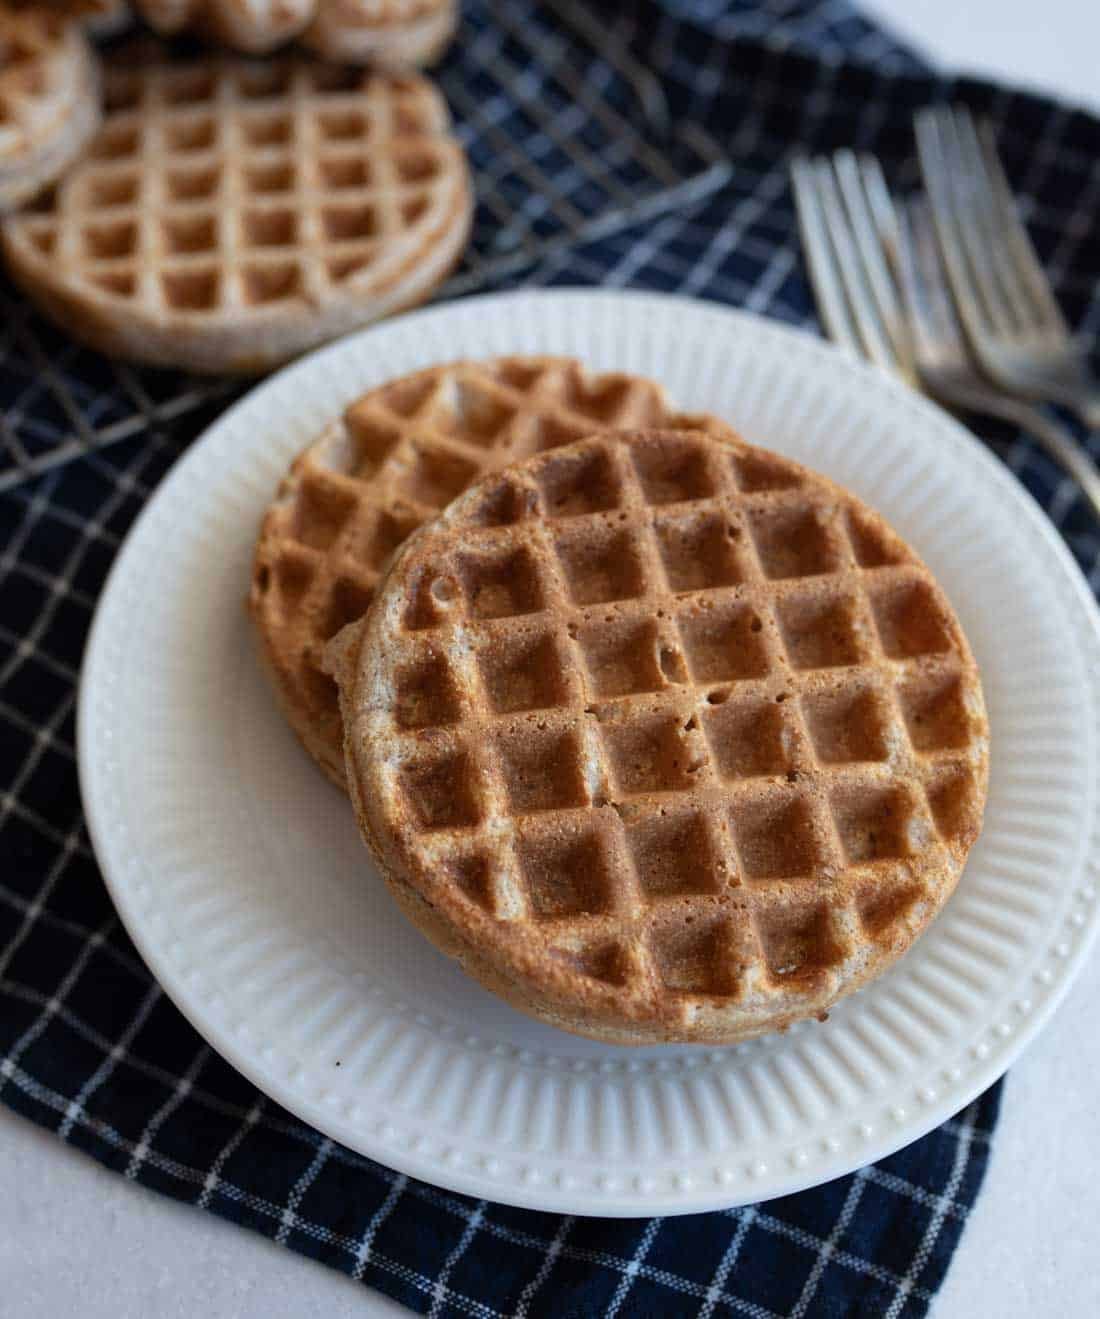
[{"left": 933, "top": 380, "right": 1100, "bottom": 525}]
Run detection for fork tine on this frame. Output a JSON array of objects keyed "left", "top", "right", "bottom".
[
  {"left": 938, "top": 106, "right": 1021, "bottom": 336},
  {"left": 902, "top": 198, "right": 966, "bottom": 355},
  {"left": 833, "top": 150, "right": 914, "bottom": 373},
  {"left": 950, "top": 106, "right": 1038, "bottom": 333},
  {"left": 916, "top": 108, "right": 995, "bottom": 347},
  {"left": 974, "top": 115, "right": 1069, "bottom": 338},
  {"left": 799, "top": 155, "right": 901, "bottom": 372},
  {"left": 791, "top": 155, "right": 864, "bottom": 357}
]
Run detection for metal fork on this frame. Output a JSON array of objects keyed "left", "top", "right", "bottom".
[
  {"left": 791, "top": 151, "right": 1100, "bottom": 521},
  {"left": 916, "top": 104, "right": 1100, "bottom": 428}
]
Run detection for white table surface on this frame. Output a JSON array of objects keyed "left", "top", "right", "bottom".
[{"left": 4, "top": 3, "right": 1099, "bottom": 1316}]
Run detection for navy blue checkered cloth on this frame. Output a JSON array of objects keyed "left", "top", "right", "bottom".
[{"left": 7, "top": 0, "right": 1100, "bottom": 1313}]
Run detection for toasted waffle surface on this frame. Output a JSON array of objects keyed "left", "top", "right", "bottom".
[
  {"left": 1, "top": 52, "right": 471, "bottom": 371},
  {"left": 132, "top": 0, "right": 455, "bottom": 65},
  {"left": 0, "top": 8, "right": 100, "bottom": 213},
  {"left": 250, "top": 359, "right": 732, "bottom": 785},
  {"left": 330, "top": 429, "right": 988, "bottom": 1044}
]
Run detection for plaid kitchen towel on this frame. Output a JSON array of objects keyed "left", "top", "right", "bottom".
[{"left": 5, "top": 0, "right": 1100, "bottom": 1313}]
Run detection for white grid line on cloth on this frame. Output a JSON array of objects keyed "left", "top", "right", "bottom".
[
  {"left": 1, "top": 556, "right": 97, "bottom": 611},
  {"left": 0, "top": 795, "right": 91, "bottom": 859},
  {"left": 351, "top": 1172, "right": 410, "bottom": 1282},
  {"left": 124, "top": 1044, "right": 212, "bottom": 1179},
  {"left": 0, "top": 623, "right": 79, "bottom": 682},
  {"left": 276, "top": 1137, "right": 336, "bottom": 1245},
  {"left": 429, "top": 1201, "right": 488, "bottom": 1319},
  {"left": 605, "top": 1217, "right": 662, "bottom": 1318},
  {"left": 0, "top": 474, "right": 58, "bottom": 571},
  {"left": 745, "top": 1207, "right": 935, "bottom": 1304},
  {"left": 699, "top": 1205, "right": 758, "bottom": 1319},
  {"left": 0, "top": 697, "right": 75, "bottom": 760},
  {"left": 4, "top": 489, "right": 122, "bottom": 548},
  {"left": 512, "top": 1214, "right": 575, "bottom": 1318},
  {"left": 0, "top": 888, "right": 146, "bottom": 982},
  {"left": 0, "top": 432, "right": 167, "bottom": 693},
  {"left": 790, "top": 1168, "right": 871, "bottom": 1316},
  {"left": 0, "top": 914, "right": 118, "bottom": 1090},
  {"left": 197, "top": 1097, "right": 267, "bottom": 1211},
  {"left": 57, "top": 979, "right": 163, "bottom": 1141},
  {"left": 0, "top": 814, "right": 87, "bottom": 982},
  {"left": 882, "top": 1101, "right": 978, "bottom": 1319},
  {"left": 0, "top": 688, "right": 74, "bottom": 832}
]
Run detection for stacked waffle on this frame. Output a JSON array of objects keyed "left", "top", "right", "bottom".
[
  {"left": 250, "top": 359, "right": 989, "bottom": 1045},
  {"left": 0, "top": 5, "right": 468, "bottom": 368}
]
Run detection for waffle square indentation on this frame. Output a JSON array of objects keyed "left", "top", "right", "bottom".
[
  {"left": 600, "top": 713, "right": 705, "bottom": 796},
  {"left": 516, "top": 822, "right": 614, "bottom": 919},
  {"left": 536, "top": 446, "right": 621, "bottom": 518},
  {"left": 731, "top": 449, "right": 803, "bottom": 493},
  {"left": 776, "top": 590, "right": 863, "bottom": 670},
  {"left": 394, "top": 651, "right": 461, "bottom": 730},
  {"left": 924, "top": 763, "right": 981, "bottom": 845},
  {"left": 322, "top": 575, "right": 372, "bottom": 640},
  {"left": 476, "top": 628, "right": 569, "bottom": 714},
  {"left": 497, "top": 726, "right": 587, "bottom": 814},
  {"left": 393, "top": 445, "right": 479, "bottom": 508},
  {"left": 747, "top": 504, "right": 839, "bottom": 580},
  {"left": 801, "top": 684, "right": 891, "bottom": 763},
  {"left": 897, "top": 672, "right": 971, "bottom": 750},
  {"left": 630, "top": 434, "right": 717, "bottom": 505},
  {"left": 869, "top": 577, "right": 953, "bottom": 658},
  {"left": 676, "top": 601, "right": 770, "bottom": 683},
  {"left": 703, "top": 696, "right": 796, "bottom": 779},
  {"left": 399, "top": 752, "right": 481, "bottom": 830},
  {"left": 553, "top": 525, "right": 646, "bottom": 606},
  {"left": 829, "top": 785, "right": 919, "bottom": 864},
  {"left": 576, "top": 617, "right": 667, "bottom": 698},
  {"left": 732, "top": 792, "right": 826, "bottom": 880},
  {"left": 625, "top": 808, "right": 722, "bottom": 897},
  {"left": 457, "top": 545, "right": 546, "bottom": 620},
  {"left": 756, "top": 905, "right": 845, "bottom": 982},
  {"left": 655, "top": 509, "right": 743, "bottom": 592},
  {"left": 650, "top": 918, "right": 740, "bottom": 995}
]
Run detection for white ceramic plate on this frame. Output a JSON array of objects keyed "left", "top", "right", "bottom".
[{"left": 79, "top": 289, "right": 1100, "bottom": 1216}]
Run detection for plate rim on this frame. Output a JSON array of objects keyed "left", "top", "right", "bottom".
[{"left": 78, "top": 287, "right": 1100, "bottom": 1215}]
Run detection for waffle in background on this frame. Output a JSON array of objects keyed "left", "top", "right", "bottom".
[
  {"left": 251, "top": 358, "right": 733, "bottom": 785},
  {"left": 0, "top": 6, "right": 100, "bottom": 213},
  {"left": 1, "top": 50, "right": 472, "bottom": 371},
  {"left": 133, "top": 0, "right": 457, "bottom": 65},
  {"left": 329, "top": 428, "right": 989, "bottom": 1045}
]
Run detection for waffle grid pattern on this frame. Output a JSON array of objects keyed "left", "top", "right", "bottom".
[
  {"left": 0, "top": 0, "right": 735, "bottom": 491},
  {"left": 0, "top": 9, "right": 69, "bottom": 142},
  {"left": 0, "top": 9, "right": 98, "bottom": 214},
  {"left": 352, "top": 432, "right": 986, "bottom": 1037},
  {"left": 4, "top": 58, "right": 466, "bottom": 335},
  {"left": 252, "top": 358, "right": 727, "bottom": 780}
]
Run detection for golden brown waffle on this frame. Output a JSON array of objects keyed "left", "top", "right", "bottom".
[
  {"left": 1, "top": 52, "right": 472, "bottom": 371},
  {"left": 250, "top": 359, "right": 732, "bottom": 786},
  {"left": 328, "top": 429, "right": 988, "bottom": 1045},
  {"left": 302, "top": 0, "right": 456, "bottom": 67},
  {"left": 133, "top": 0, "right": 455, "bottom": 65},
  {"left": 0, "top": 8, "right": 100, "bottom": 214}
]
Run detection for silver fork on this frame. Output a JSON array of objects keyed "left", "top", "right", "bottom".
[
  {"left": 915, "top": 104, "right": 1100, "bottom": 428},
  {"left": 790, "top": 150, "right": 1100, "bottom": 521}
]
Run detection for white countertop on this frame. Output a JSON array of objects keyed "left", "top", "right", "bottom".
[{"left": 4, "top": 3, "right": 1099, "bottom": 1315}]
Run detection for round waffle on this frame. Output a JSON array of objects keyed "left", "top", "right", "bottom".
[
  {"left": 132, "top": 0, "right": 455, "bottom": 65},
  {"left": 1, "top": 52, "right": 471, "bottom": 372},
  {"left": 328, "top": 428, "right": 989, "bottom": 1045},
  {"left": 250, "top": 358, "right": 732, "bottom": 786},
  {"left": 0, "top": 8, "right": 100, "bottom": 214}
]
